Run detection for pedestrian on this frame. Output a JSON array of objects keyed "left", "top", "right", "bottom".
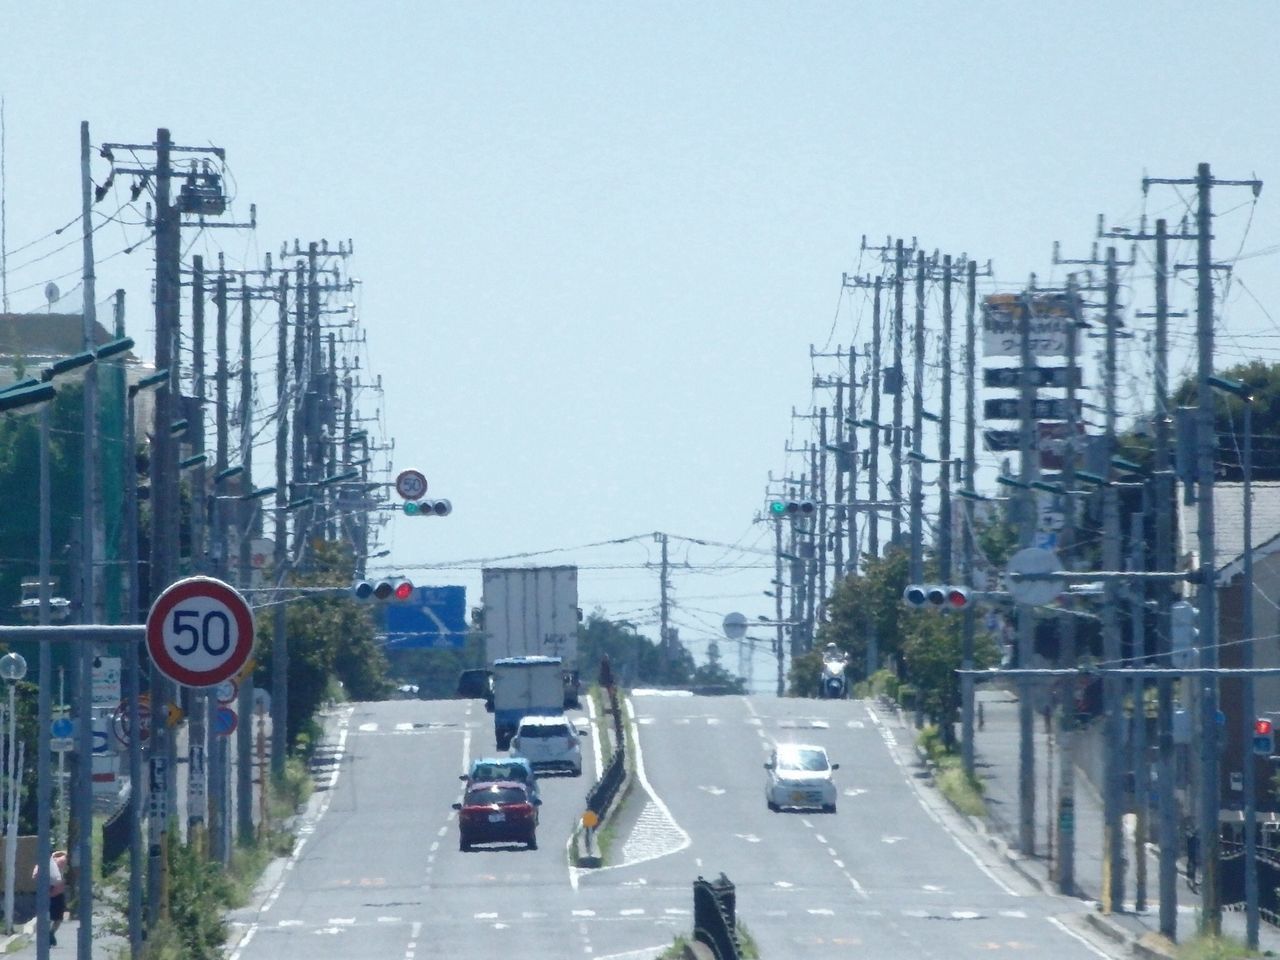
[
  {"left": 32, "top": 849, "right": 68, "bottom": 946},
  {"left": 1186, "top": 828, "right": 1200, "bottom": 886}
]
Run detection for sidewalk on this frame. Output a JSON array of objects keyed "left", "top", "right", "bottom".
[{"left": 969, "top": 686, "right": 1280, "bottom": 954}]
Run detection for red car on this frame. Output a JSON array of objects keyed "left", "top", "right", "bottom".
[{"left": 452, "top": 781, "right": 540, "bottom": 851}]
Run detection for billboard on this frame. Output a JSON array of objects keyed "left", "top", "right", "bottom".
[
  {"left": 383, "top": 585, "right": 468, "bottom": 650},
  {"left": 982, "top": 293, "right": 1079, "bottom": 358}
]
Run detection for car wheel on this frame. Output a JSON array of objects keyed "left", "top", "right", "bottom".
[
  {"left": 767, "top": 800, "right": 780, "bottom": 812},
  {"left": 527, "top": 834, "right": 538, "bottom": 851},
  {"left": 822, "top": 804, "right": 837, "bottom": 814},
  {"left": 459, "top": 838, "right": 471, "bottom": 852},
  {"left": 572, "top": 765, "right": 582, "bottom": 777}
]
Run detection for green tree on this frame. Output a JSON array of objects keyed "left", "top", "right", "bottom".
[{"left": 816, "top": 547, "right": 909, "bottom": 682}]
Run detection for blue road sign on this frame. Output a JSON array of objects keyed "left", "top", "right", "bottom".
[{"left": 383, "top": 585, "right": 467, "bottom": 649}]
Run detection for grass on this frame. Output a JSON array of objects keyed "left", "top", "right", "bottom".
[
  {"left": 917, "top": 725, "right": 987, "bottom": 818},
  {"left": 655, "top": 922, "right": 760, "bottom": 959},
  {"left": 1176, "top": 934, "right": 1267, "bottom": 960}
]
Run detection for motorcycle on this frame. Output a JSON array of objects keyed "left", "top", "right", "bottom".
[{"left": 819, "top": 655, "right": 849, "bottom": 700}]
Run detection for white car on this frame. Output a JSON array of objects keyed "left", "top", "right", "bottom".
[
  {"left": 765, "top": 744, "right": 838, "bottom": 813},
  {"left": 509, "top": 715, "right": 584, "bottom": 776}
]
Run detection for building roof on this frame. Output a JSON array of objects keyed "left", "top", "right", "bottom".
[
  {"left": 0, "top": 312, "right": 119, "bottom": 357},
  {"left": 1179, "top": 481, "right": 1280, "bottom": 585}
]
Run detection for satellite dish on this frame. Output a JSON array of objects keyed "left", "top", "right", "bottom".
[{"left": 44, "top": 282, "right": 60, "bottom": 307}]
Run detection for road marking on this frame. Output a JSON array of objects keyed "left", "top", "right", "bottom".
[
  {"left": 329, "top": 918, "right": 356, "bottom": 925},
  {"left": 664, "top": 908, "right": 691, "bottom": 916},
  {"left": 882, "top": 835, "right": 906, "bottom": 844},
  {"left": 474, "top": 912, "right": 498, "bottom": 920},
  {"left": 1047, "top": 916, "right": 1112, "bottom": 959},
  {"left": 846, "top": 719, "right": 866, "bottom": 729},
  {"left": 377, "top": 916, "right": 401, "bottom": 923},
  {"left": 844, "top": 787, "right": 868, "bottom": 797},
  {"left": 278, "top": 919, "right": 303, "bottom": 927},
  {"left": 734, "top": 833, "right": 761, "bottom": 843},
  {"left": 395, "top": 722, "right": 416, "bottom": 731},
  {"left": 698, "top": 785, "right": 726, "bottom": 795},
  {"left": 706, "top": 718, "right": 720, "bottom": 725},
  {"left": 814, "top": 834, "right": 827, "bottom": 844},
  {"left": 999, "top": 910, "right": 1027, "bottom": 918},
  {"left": 774, "top": 880, "right": 794, "bottom": 889},
  {"left": 522, "top": 911, "right": 547, "bottom": 919},
  {"left": 620, "top": 908, "right": 645, "bottom": 916},
  {"left": 572, "top": 909, "right": 596, "bottom": 917},
  {"left": 358, "top": 722, "right": 377, "bottom": 732},
  {"left": 429, "top": 841, "right": 438, "bottom": 852},
  {"left": 833, "top": 859, "right": 844, "bottom": 868},
  {"left": 808, "top": 908, "right": 835, "bottom": 916}
]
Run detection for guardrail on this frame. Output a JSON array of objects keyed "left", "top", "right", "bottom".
[
  {"left": 693, "top": 873, "right": 741, "bottom": 960},
  {"left": 101, "top": 791, "right": 133, "bottom": 869},
  {"left": 585, "top": 747, "right": 625, "bottom": 817}
]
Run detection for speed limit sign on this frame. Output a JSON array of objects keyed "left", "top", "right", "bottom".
[
  {"left": 395, "top": 468, "right": 428, "bottom": 501},
  {"left": 146, "top": 577, "right": 255, "bottom": 688}
]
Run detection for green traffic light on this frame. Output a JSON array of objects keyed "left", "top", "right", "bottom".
[
  {"left": 768, "top": 500, "right": 787, "bottom": 516},
  {"left": 404, "top": 501, "right": 420, "bottom": 516}
]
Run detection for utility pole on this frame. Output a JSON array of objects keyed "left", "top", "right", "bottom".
[
  {"left": 847, "top": 347, "right": 859, "bottom": 576},
  {"left": 909, "top": 249, "right": 926, "bottom": 583},
  {"left": 1143, "top": 165, "right": 1262, "bottom": 932},
  {"left": 817, "top": 409, "right": 828, "bottom": 612},
  {"left": 938, "top": 255, "right": 953, "bottom": 582},
  {"left": 1016, "top": 282, "right": 1038, "bottom": 857},
  {"left": 891, "top": 240, "right": 906, "bottom": 547},
  {"left": 657, "top": 532, "right": 670, "bottom": 672},
  {"left": 960, "top": 259, "right": 977, "bottom": 779},
  {"left": 774, "top": 517, "right": 785, "bottom": 695},
  {"left": 870, "top": 277, "right": 882, "bottom": 559},
  {"left": 187, "top": 254, "right": 208, "bottom": 851},
  {"left": 1130, "top": 510, "right": 1149, "bottom": 913},
  {"left": 273, "top": 271, "right": 290, "bottom": 778},
  {"left": 1101, "top": 247, "right": 1125, "bottom": 912},
  {"left": 833, "top": 380, "right": 845, "bottom": 579},
  {"left": 237, "top": 278, "right": 255, "bottom": 844}
]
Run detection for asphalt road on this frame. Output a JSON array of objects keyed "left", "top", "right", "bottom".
[{"left": 225, "top": 694, "right": 1127, "bottom": 960}]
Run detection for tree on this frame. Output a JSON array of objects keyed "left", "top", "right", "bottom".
[
  {"left": 692, "top": 640, "right": 746, "bottom": 694},
  {"left": 817, "top": 547, "right": 909, "bottom": 682}
]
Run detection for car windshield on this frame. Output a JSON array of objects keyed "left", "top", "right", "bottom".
[
  {"left": 472, "top": 762, "right": 529, "bottom": 783},
  {"left": 465, "top": 785, "right": 527, "bottom": 806},
  {"left": 520, "top": 724, "right": 570, "bottom": 738},
  {"left": 777, "top": 749, "right": 829, "bottom": 772}
]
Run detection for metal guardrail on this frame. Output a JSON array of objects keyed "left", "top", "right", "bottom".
[
  {"left": 101, "top": 791, "right": 133, "bottom": 869},
  {"left": 693, "top": 873, "right": 741, "bottom": 960},
  {"left": 586, "top": 748, "right": 625, "bottom": 817}
]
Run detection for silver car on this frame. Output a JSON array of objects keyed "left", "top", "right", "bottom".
[
  {"left": 509, "top": 714, "right": 584, "bottom": 776},
  {"left": 765, "top": 744, "right": 838, "bottom": 813}
]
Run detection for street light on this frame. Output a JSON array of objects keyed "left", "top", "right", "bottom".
[{"left": 0, "top": 651, "right": 26, "bottom": 935}]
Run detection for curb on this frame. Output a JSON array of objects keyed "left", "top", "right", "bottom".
[{"left": 573, "top": 694, "right": 633, "bottom": 869}]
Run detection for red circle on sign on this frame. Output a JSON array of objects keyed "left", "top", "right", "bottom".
[
  {"left": 395, "top": 469, "right": 428, "bottom": 501},
  {"left": 146, "top": 577, "right": 255, "bottom": 688}
]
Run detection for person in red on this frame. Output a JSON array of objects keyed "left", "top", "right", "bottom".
[{"left": 32, "top": 850, "right": 68, "bottom": 946}]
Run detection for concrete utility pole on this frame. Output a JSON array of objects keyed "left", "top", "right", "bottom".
[
  {"left": 1016, "top": 283, "right": 1038, "bottom": 857},
  {"left": 291, "top": 262, "right": 307, "bottom": 560},
  {"left": 938, "top": 256, "right": 953, "bottom": 582},
  {"left": 657, "top": 532, "right": 671, "bottom": 671},
  {"left": 909, "top": 250, "right": 926, "bottom": 584},
  {"left": 847, "top": 347, "right": 859, "bottom": 576},
  {"left": 891, "top": 240, "right": 906, "bottom": 547},
  {"left": 1129, "top": 509, "right": 1148, "bottom": 912},
  {"left": 237, "top": 279, "right": 255, "bottom": 844},
  {"left": 870, "top": 278, "right": 882, "bottom": 559},
  {"left": 273, "top": 271, "right": 290, "bottom": 778},
  {"left": 833, "top": 380, "right": 845, "bottom": 579},
  {"left": 960, "top": 259, "right": 977, "bottom": 779},
  {"left": 774, "top": 518, "right": 785, "bottom": 696},
  {"left": 188, "top": 254, "right": 208, "bottom": 849},
  {"left": 817, "top": 410, "right": 828, "bottom": 611},
  {"left": 1099, "top": 247, "right": 1126, "bottom": 913},
  {"left": 1143, "top": 164, "right": 1262, "bottom": 933}
]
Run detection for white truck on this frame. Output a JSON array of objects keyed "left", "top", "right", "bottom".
[
  {"left": 481, "top": 566, "right": 580, "bottom": 709},
  {"left": 490, "top": 656, "right": 565, "bottom": 750}
]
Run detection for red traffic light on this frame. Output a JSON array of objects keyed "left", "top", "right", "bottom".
[
  {"left": 1256, "top": 719, "right": 1273, "bottom": 736},
  {"left": 946, "top": 587, "right": 971, "bottom": 610},
  {"left": 393, "top": 580, "right": 414, "bottom": 602}
]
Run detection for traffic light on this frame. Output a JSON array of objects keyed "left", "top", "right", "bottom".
[
  {"left": 767, "top": 499, "right": 815, "bottom": 517},
  {"left": 1254, "top": 718, "right": 1275, "bottom": 756},
  {"left": 1170, "top": 601, "right": 1199, "bottom": 668},
  {"left": 903, "top": 584, "right": 971, "bottom": 611},
  {"left": 404, "top": 498, "right": 452, "bottom": 517},
  {"left": 353, "top": 578, "right": 415, "bottom": 602}
]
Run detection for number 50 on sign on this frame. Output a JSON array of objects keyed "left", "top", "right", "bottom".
[{"left": 146, "top": 577, "right": 255, "bottom": 688}]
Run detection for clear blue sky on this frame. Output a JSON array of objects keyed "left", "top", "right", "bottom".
[{"left": 4, "top": 3, "right": 1279, "bottom": 682}]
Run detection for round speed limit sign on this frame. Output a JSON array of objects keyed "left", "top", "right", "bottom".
[
  {"left": 395, "top": 468, "right": 428, "bottom": 501},
  {"left": 146, "top": 577, "right": 255, "bottom": 688}
]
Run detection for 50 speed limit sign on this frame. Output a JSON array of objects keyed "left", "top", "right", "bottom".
[
  {"left": 395, "top": 468, "right": 428, "bottom": 501},
  {"left": 146, "top": 577, "right": 255, "bottom": 688}
]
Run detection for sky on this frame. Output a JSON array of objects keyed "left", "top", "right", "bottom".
[{"left": 4, "top": 3, "right": 1280, "bottom": 689}]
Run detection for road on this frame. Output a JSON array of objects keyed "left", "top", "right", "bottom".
[{"left": 226, "top": 693, "right": 1124, "bottom": 959}]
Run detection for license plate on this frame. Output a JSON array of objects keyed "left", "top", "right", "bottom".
[
  {"left": 790, "top": 791, "right": 807, "bottom": 803},
  {"left": 488, "top": 813, "right": 505, "bottom": 822}
]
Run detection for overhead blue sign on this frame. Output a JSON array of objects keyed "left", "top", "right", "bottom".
[{"left": 383, "top": 586, "right": 468, "bottom": 649}]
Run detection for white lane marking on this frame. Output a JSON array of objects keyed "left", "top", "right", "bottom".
[
  {"left": 229, "top": 706, "right": 354, "bottom": 960},
  {"left": 952, "top": 910, "right": 981, "bottom": 920},
  {"left": 572, "top": 909, "right": 596, "bottom": 917},
  {"left": 522, "top": 911, "right": 547, "bottom": 919},
  {"left": 377, "top": 916, "right": 401, "bottom": 923},
  {"left": 846, "top": 719, "right": 866, "bottom": 729},
  {"left": 833, "top": 859, "right": 844, "bottom": 868},
  {"left": 814, "top": 834, "right": 827, "bottom": 844},
  {"left": 882, "top": 835, "right": 906, "bottom": 844},
  {"left": 358, "top": 722, "right": 378, "bottom": 732},
  {"left": 808, "top": 908, "right": 835, "bottom": 916},
  {"left": 630, "top": 689, "right": 693, "bottom": 697},
  {"left": 734, "top": 833, "right": 761, "bottom": 843},
  {"left": 706, "top": 718, "right": 720, "bottom": 725},
  {"left": 329, "top": 918, "right": 356, "bottom": 925},
  {"left": 865, "top": 702, "right": 1020, "bottom": 898},
  {"left": 698, "top": 785, "right": 726, "bottom": 796},
  {"left": 636, "top": 717, "right": 655, "bottom": 725},
  {"left": 429, "top": 841, "right": 439, "bottom": 853},
  {"left": 774, "top": 881, "right": 794, "bottom": 889},
  {"left": 278, "top": 919, "right": 303, "bottom": 927},
  {"left": 474, "top": 912, "right": 498, "bottom": 920},
  {"left": 620, "top": 908, "right": 645, "bottom": 916},
  {"left": 999, "top": 909, "right": 1028, "bottom": 918},
  {"left": 844, "top": 787, "right": 868, "bottom": 797},
  {"left": 923, "top": 884, "right": 944, "bottom": 892},
  {"left": 664, "top": 908, "right": 691, "bottom": 916},
  {"left": 1047, "top": 916, "right": 1113, "bottom": 959}
]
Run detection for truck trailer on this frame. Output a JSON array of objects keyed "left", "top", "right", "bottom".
[
  {"left": 481, "top": 566, "right": 580, "bottom": 708},
  {"left": 490, "top": 655, "right": 564, "bottom": 750}
]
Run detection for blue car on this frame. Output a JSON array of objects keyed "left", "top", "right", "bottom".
[{"left": 460, "top": 757, "right": 540, "bottom": 802}]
